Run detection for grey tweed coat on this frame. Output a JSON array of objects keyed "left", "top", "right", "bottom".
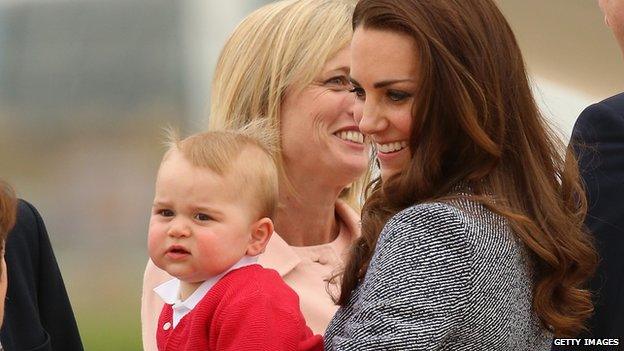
[{"left": 324, "top": 198, "right": 552, "bottom": 350}]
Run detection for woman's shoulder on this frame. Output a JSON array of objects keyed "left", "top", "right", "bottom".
[
  {"left": 5, "top": 199, "right": 49, "bottom": 258},
  {"left": 402, "top": 194, "right": 506, "bottom": 224},
  {"left": 389, "top": 196, "right": 499, "bottom": 225},
  {"left": 368, "top": 201, "right": 475, "bottom": 277},
  {"left": 382, "top": 201, "right": 471, "bottom": 242},
  {"left": 381, "top": 198, "right": 511, "bottom": 256},
  {"left": 390, "top": 201, "right": 467, "bottom": 225},
  {"left": 11, "top": 199, "right": 43, "bottom": 236},
  {"left": 379, "top": 198, "right": 533, "bottom": 297}
]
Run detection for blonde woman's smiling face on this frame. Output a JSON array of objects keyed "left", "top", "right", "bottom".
[
  {"left": 350, "top": 28, "right": 420, "bottom": 181},
  {"left": 280, "top": 46, "right": 370, "bottom": 187}
]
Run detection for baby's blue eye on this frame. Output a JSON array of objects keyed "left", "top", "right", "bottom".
[
  {"left": 159, "top": 209, "right": 174, "bottom": 217},
  {"left": 195, "top": 213, "right": 211, "bottom": 221}
]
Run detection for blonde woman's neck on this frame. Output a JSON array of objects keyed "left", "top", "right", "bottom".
[{"left": 275, "top": 185, "right": 342, "bottom": 247}]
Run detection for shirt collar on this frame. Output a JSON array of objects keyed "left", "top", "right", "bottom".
[
  {"left": 153, "top": 255, "right": 259, "bottom": 317},
  {"left": 259, "top": 231, "right": 301, "bottom": 276},
  {"left": 258, "top": 199, "right": 360, "bottom": 276}
]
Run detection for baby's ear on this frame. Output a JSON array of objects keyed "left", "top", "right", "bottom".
[{"left": 246, "top": 217, "right": 274, "bottom": 256}]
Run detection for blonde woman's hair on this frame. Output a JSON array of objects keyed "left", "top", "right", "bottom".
[
  {"left": 209, "top": 0, "right": 366, "bottom": 209},
  {"left": 164, "top": 120, "right": 279, "bottom": 219}
]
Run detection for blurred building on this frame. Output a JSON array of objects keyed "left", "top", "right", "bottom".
[{"left": 497, "top": 0, "right": 624, "bottom": 138}]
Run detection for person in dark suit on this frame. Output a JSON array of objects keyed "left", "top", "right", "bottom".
[
  {"left": 0, "top": 199, "right": 84, "bottom": 350},
  {"left": 552, "top": 1, "right": 624, "bottom": 348},
  {"left": 570, "top": 94, "right": 624, "bottom": 343}
]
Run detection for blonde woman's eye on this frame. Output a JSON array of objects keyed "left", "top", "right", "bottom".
[
  {"left": 349, "top": 86, "right": 366, "bottom": 100},
  {"left": 325, "top": 76, "right": 349, "bottom": 86}
]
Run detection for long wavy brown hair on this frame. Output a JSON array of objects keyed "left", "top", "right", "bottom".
[{"left": 337, "top": 0, "right": 597, "bottom": 337}]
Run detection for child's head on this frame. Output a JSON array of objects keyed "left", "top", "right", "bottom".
[{"left": 147, "top": 128, "right": 278, "bottom": 284}]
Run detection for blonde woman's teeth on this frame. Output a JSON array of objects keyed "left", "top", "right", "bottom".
[
  {"left": 336, "top": 131, "right": 364, "bottom": 144},
  {"left": 377, "top": 141, "right": 408, "bottom": 153}
]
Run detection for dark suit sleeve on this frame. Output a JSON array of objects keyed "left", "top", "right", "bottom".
[
  {"left": 569, "top": 97, "right": 624, "bottom": 343},
  {"left": 0, "top": 200, "right": 83, "bottom": 351}
]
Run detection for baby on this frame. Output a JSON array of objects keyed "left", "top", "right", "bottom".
[{"left": 148, "top": 128, "right": 323, "bottom": 351}]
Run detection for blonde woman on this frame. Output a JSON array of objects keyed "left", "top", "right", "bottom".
[{"left": 141, "top": 0, "right": 368, "bottom": 349}]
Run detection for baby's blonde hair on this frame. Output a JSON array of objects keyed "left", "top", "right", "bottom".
[
  {"left": 209, "top": 0, "right": 367, "bottom": 209},
  {"left": 164, "top": 121, "right": 279, "bottom": 219}
]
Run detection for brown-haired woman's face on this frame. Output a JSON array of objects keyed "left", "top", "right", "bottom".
[{"left": 350, "top": 28, "right": 419, "bottom": 181}]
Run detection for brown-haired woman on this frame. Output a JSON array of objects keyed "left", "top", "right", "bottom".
[{"left": 325, "top": 0, "right": 598, "bottom": 349}]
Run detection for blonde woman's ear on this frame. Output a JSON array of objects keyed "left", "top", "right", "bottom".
[{"left": 246, "top": 217, "right": 274, "bottom": 256}]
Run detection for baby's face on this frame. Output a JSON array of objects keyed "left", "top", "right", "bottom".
[{"left": 148, "top": 151, "right": 257, "bottom": 283}]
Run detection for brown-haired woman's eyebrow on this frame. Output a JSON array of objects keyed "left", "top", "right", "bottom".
[
  {"left": 349, "top": 77, "right": 414, "bottom": 88},
  {"left": 373, "top": 79, "right": 413, "bottom": 88}
]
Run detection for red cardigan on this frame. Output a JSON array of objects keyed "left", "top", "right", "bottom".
[{"left": 156, "top": 265, "right": 323, "bottom": 351}]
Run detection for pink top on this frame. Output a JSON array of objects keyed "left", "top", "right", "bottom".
[{"left": 141, "top": 199, "right": 360, "bottom": 351}]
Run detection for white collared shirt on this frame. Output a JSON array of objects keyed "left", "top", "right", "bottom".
[{"left": 153, "top": 255, "right": 259, "bottom": 328}]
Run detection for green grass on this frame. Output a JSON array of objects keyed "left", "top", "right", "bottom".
[
  {"left": 61, "top": 252, "right": 146, "bottom": 351},
  {"left": 76, "top": 307, "right": 141, "bottom": 351}
]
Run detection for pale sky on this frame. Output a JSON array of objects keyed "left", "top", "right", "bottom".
[{"left": 532, "top": 76, "right": 596, "bottom": 142}]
